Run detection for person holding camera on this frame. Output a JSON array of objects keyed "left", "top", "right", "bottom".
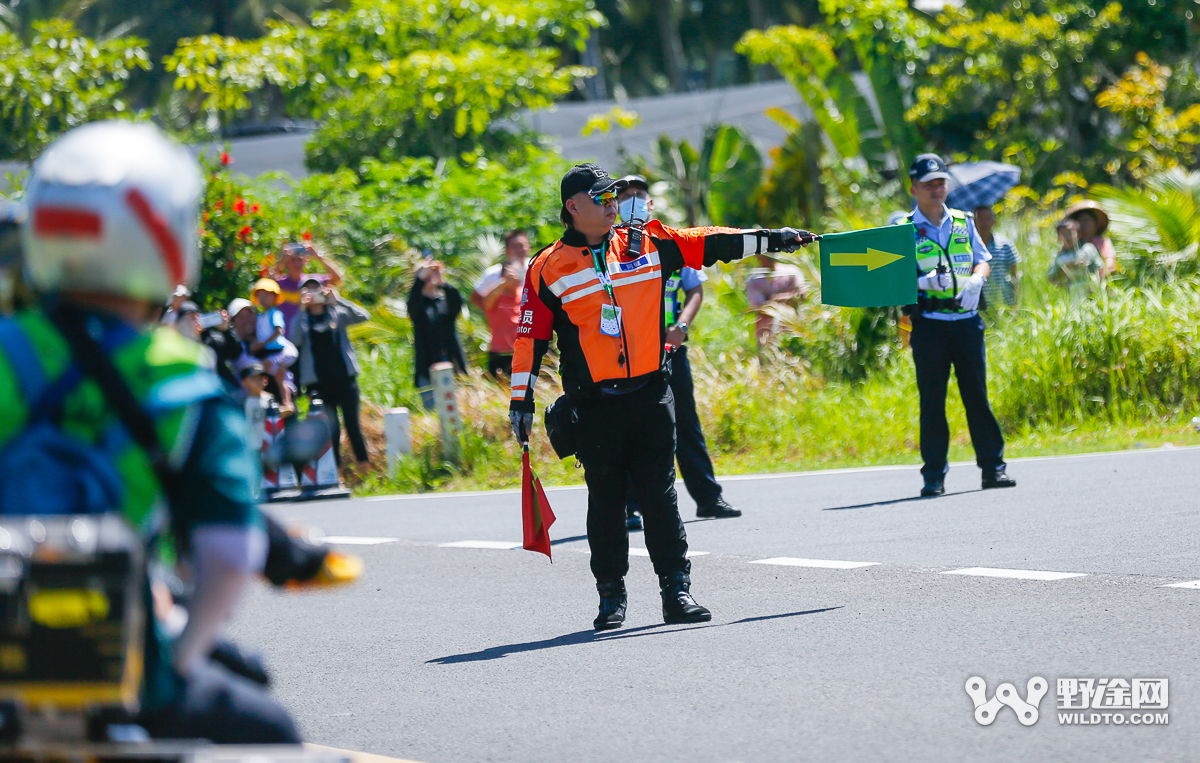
[
  {"left": 409, "top": 257, "right": 468, "bottom": 410},
  {"left": 509, "top": 163, "right": 814, "bottom": 631},
  {"left": 174, "top": 301, "right": 242, "bottom": 389},
  {"left": 470, "top": 229, "right": 530, "bottom": 378},
  {"left": 899, "top": 153, "right": 1015, "bottom": 498},
  {"left": 274, "top": 240, "right": 344, "bottom": 332},
  {"left": 287, "top": 278, "right": 372, "bottom": 466}
]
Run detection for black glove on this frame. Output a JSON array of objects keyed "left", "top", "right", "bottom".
[
  {"left": 770, "top": 227, "right": 819, "bottom": 252},
  {"left": 510, "top": 411, "right": 533, "bottom": 443}
]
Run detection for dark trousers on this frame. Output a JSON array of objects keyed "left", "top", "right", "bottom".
[
  {"left": 910, "top": 314, "right": 1005, "bottom": 479},
  {"left": 667, "top": 345, "right": 723, "bottom": 506},
  {"left": 139, "top": 660, "right": 299, "bottom": 743},
  {"left": 307, "top": 378, "right": 368, "bottom": 465},
  {"left": 487, "top": 352, "right": 513, "bottom": 378},
  {"left": 626, "top": 345, "right": 723, "bottom": 512},
  {"left": 575, "top": 379, "right": 690, "bottom": 582}
]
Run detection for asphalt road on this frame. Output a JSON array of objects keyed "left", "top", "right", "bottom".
[{"left": 228, "top": 446, "right": 1200, "bottom": 762}]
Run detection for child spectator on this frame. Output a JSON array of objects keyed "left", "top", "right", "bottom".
[{"left": 1048, "top": 219, "right": 1104, "bottom": 296}]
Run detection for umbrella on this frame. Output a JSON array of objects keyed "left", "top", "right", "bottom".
[{"left": 946, "top": 161, "right": 1022, "bottom": 211}]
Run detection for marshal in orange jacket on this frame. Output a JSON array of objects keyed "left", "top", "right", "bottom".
[{"left": 509, "top": 221, "right": 796, "bottom": 412}]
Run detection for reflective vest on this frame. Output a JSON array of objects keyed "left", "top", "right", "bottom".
[
  {"left": 663, "top": 271, "right": 684, "bottom": 328},
  {"left": 903, "top": 208, "right": 975, "bottom": 314},
  {"left": 0, "top": 309, "right": 224, "bottom": 535}
]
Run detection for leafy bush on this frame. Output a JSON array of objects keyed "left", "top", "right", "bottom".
[
  {"left": 0, "top": 20, "right": 149, "bottom": 161},
  {"left": 197, "top": 153, "right": 280, "bottom": 310}
]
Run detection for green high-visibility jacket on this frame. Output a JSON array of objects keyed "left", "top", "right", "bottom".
[
  {"left": 0, "top": 307, "right": 260, "bottom": 710},
  {"left": 903, "top": 208, "right": 976, "bottom": 313}
]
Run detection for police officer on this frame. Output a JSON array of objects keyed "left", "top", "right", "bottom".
[
  {"left": 617, "top": 175, "right": 741, "bottom": 525},
  {"left": 900, "top": 153, "right": 1016, "bottom": 497},
  {"left": 509, "top": 163, "right": 811, "bottom": 630},
  {"left": 0, "top": 122, "right": 298, "bottom": 741}
]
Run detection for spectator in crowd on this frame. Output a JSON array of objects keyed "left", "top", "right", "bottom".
[
  {"left": 408, "top": 258, "right": 467, "bottom": 410},
  {"left": 973, "top": 205, "right": 1021, "bottom": 309},
  {"left": 1048, "top": 218, "right": 1104, "bottom": 296},
  {"left": 239, "top": 362, "right": 272, "bottom": 457},
  {"left": 746, "top": 253, "right": 808, "bottom": 345},
  {"left": 161, "top": 284, "right": 191, "bottom": 326},
  {"left": 230, "top": 294, "right": 297, "bottom": 414},
  {"left": 1063, "top": 201, "right": 1117, "bottom": 279},
  {"left": 274, "top": 239, "right": 344, "bottom": 331},
  {"left": 470, "top": 229, "right": 530, "bottom": 378},
  {"left": 288, "top": 278, "right": 372, "bottom": 467},
  {"left": 174, "top": 300, "right": 243, "bottom": 389}
]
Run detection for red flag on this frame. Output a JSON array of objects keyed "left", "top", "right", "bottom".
[{"left": 522, "top": 445, "right": 556, "bottom": 559}]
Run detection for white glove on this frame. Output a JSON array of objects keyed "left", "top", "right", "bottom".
[
  {"left": 957, "top": 273, "right": 987, "bottom": 311},
  {"left": 917, "top": 270, "right": 953, "bottom": 292},
  {"left": 510, "top": 411, "right": 533, "bottom": 443}
]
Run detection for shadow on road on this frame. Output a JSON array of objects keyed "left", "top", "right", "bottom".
[
  {"left": 823, "top": 490, "right": 984, "bottom": 511},
  {"left": 425, "top": 607, "right": 842, "bottom": 665}
]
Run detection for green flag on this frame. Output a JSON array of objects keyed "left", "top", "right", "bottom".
[{"left": 818, "top": 223, "right": 917, "bottom": 308}]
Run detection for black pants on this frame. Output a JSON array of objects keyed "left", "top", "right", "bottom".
[
  {"left": 487, "top": 352, "right": 513, "bottom": 378},
  {"left": 575, "top": 379, "right": 690, "bottom": 582},
  {"left": 139, "top": 660, "right": 299, "bottom": 743},
  {"left": 307, "top": 378, "right": 368, "bottom": 465},
  {"left": 910, "top": 314, "right": 1005, "bottom": 479},
  {"left": 627, "top": 345, "right": 722, "bottom": 512}
]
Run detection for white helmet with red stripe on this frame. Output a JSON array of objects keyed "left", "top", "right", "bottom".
[{"left": 22, "top": 120, "right": 202, "bottom": 303}]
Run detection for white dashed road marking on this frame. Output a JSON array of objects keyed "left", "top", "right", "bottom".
[
  {"left": 941, "top": 567, "right": 1086, "bottom": 581},
  {"left": 322, "top": 536, "right": 399, "bottom": 545},
  {"left": 439, "top": 540, "right": 523, "bottom": 550},
  {"left": 749, "top": 557, "right": 880, "bottom": 570},
  {"left": 1162, "top": 580, "right": 1200, "bottom": 589}
]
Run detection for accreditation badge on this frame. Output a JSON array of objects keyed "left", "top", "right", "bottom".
[{"left": 600, "top": 304, "right": 623, "bottom": 336}]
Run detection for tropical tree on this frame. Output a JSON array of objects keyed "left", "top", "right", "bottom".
[
  {"left": 627, "top": 124, "right": 764, "bottom": 228},
  {"left": 0, "top": 19, "right": 149, "bottom": 161},
  {"left": 166, "top": 0, "right": 601, "bottom": 170},
  {"left": 1092, "top": 169, "right": 1200, "bottom": 278}
]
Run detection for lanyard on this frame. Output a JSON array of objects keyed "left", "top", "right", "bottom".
[{"left": 589, "top": 239, "right": 617, "bottom": 304}]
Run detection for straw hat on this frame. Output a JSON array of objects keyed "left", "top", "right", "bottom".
[{"left": 1062, "top": 200, "right": 1109, "bottom": 234}]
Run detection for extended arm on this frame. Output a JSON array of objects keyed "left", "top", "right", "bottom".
[
  {"left": 307, "top": 242, "right": 344, "bottom": 288},
  {"left": 651, "top": 224, "right": 815, "bottom": 273}
]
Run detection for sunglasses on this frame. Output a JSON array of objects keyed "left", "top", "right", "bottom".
[{"left": 590, "top": 191, "right": 618, "bottom": 205}]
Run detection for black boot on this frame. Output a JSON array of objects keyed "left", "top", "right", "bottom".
[
  {"left": 659, "top": 572, "right": 711, "bottom": 624},
  {"left": 594, "top": 579, "right": 627, "bottom": 631}
]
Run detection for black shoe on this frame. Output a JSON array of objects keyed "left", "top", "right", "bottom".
[
  {"left": 594, "top": 580, "right": 627, "bottom": 631},
  {"left": 626, "top": 511, "right": 643, "bottom": 531},
  {"left": 696, "top": 496, "right": 741, "bottom": 519},
  {"left": 920, "top": 476, "right": 945, "bottom": 497},
  {"left": 659, "top": 572, "right": 712, "bottom": 624},
  {"left": 982, "top": 466, "right": 1017, "bottom": 489}
]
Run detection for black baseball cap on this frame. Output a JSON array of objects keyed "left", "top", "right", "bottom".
[
  {"left": 909, "top": 153, "right": 951, "bottom": 183},
  {"left": 619, "top": 174, "right": 650, "bottom": 192},
  {"left": 560, "top": 163, "right": 627, "bottom": 204}
]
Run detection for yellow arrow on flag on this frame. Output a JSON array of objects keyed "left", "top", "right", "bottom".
[{"left": 829, "top": 249, "right": 904, "bottom": 271}]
